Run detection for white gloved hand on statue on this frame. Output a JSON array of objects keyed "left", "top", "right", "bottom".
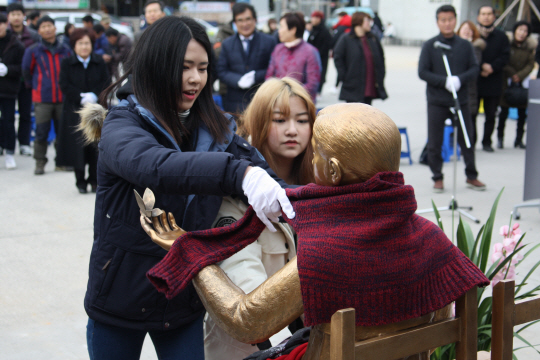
[
  {"left": 242, "top": 166, "right": 295, "bottom": 232},
  {"left": 0, "top": 63, "right": 8, "bottom": 77},
  {"left": 238, "top": 70, "right": 256, "bottom": 89}
]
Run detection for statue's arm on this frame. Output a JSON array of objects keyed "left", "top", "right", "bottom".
[{"left": 193, "top": 257, "right": 304, "bottom": 344}]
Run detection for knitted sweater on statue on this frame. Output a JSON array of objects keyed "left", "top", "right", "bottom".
[{"left": 147, "top": 172, "right": 489, "bottom": 327}]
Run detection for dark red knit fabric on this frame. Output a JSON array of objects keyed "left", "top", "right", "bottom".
[
  {"left": 147, "top": 206, "right": 266, "bottom": 298},
  {"left": 147, "top": 172, "right": 489, "bottom": 327}
]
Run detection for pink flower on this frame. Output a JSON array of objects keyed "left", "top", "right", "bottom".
[
  {"left": 503, "top": 237, "right": 517, "bottom": 253},
  {"left": 492, "top": 242, "right": 504, "bottom": 264},
  {"left": 506, "top": 265, "right": 516, "bottom": 279},
  {"left": 492, "top": 271, "right": 505, "bottom": 287},
  {"left": 500, "top": 225, "right": 509, "bottom": 237}
]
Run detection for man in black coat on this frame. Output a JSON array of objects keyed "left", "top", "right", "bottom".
[
  {"left": 217, "top": 3, "right": 276, "bottom": 113},
  {"left": 308, "top": 11, "right": 332, "bottom": 95},
  {"left": 7, "top": 3, "right": 40, "bottom": 157},
  {"left": 475, "top": 5, "right": 510, "bottom": 152},
  {"left": 418, "top": 5, "right": 486, "bottom": 193},
  {"left": 0, "top": 13, "right": 25, "bottom": 169}
]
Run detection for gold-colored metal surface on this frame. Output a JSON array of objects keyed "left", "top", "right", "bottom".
[
  {"left": 140, "top": 212, "right": 186, "bottom": 251},
  {"left": 193, "top": 257, "right": 304, "bottom": 344}
]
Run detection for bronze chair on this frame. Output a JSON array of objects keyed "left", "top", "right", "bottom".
[
  {"left": 491, "top": 279, "right": 540, "bottom": 360},
  {"left": 329, "top": 287, "right": 479, "bottom": 360}
]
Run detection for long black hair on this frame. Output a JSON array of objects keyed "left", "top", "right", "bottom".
[{"left": 100, "top": 16, "right": 229, "bottom": 145}]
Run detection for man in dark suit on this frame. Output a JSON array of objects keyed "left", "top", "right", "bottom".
[{"left": 217, "top": 3, "right": 276, "bottom": 113}]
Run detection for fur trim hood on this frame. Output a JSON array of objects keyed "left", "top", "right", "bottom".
[
  {"left": 507, "top": 33, "right": 537, "bottom": 50},
  {"left": 77, "top": 103, "right": 108, "bottom": 144},
  {"left": 472, "top": 37, "right": 487, "bottom": 51}
]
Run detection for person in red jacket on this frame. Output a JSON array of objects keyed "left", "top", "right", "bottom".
[{"left": 22, "top": 16, "right": 71, "bottom": 175}]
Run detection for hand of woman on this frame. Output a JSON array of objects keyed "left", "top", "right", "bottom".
[
  {"left": 512, "top": 74, "right": 521, "bottom": 83},
  {"left": 242, "top": 166, "right": 295, "bottom": 232},
  {"left": 140, "top": 212, "right": 186, "bottom": 251}
]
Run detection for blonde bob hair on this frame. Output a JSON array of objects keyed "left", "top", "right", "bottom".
[
  {"left": 314, "top": 103, "right": 401, "bottom": 183},
  {"left": 241, "top": 77, "right": 316, "bottom": 185}
]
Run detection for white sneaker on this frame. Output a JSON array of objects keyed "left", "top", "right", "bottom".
[
  {"left": 5, "top": 155, "right": 17, "bottom": 170},
  {"left": 20, "top": 145, "right": 32, "bottom": 156}
]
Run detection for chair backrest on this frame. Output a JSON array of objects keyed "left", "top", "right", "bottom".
[
  {"left": 491, "top": 279, "right": 540, "bottom": 360},
  {"left": 329, "top": 287, "right": 479, "bottom": 360}
]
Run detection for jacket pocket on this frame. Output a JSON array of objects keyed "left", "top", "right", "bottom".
[{"left": 99, "top": 249, "right": 162, "bottom": 320}]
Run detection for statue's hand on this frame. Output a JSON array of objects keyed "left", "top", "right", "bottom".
[{"left": 140, "top": 212, "right": 186, "bottom": 251}]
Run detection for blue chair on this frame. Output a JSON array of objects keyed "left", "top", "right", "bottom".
[
  {"left": 398, "top": 127, "right": 413, "bottom": 165},
  {"left": 213, "top": 94, "right": 223, "bottom": 110},
  {"left": 441, "top": 125, "right": 460, "bottom": 163}
]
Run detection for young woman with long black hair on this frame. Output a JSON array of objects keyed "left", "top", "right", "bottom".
[{"left": 81, "top": 16, "right": 294, "bottom": 359}]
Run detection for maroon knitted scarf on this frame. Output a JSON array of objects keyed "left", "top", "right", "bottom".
[{"left": 147, "top": 172, "right": 489, "bottom": 326}]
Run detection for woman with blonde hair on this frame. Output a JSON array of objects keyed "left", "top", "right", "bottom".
[
  {"left": 204, "top": 77, "right": 315, "bottom": 359},
  {"left": 241, "top": 77, "right": 316, "bottom": 185}
]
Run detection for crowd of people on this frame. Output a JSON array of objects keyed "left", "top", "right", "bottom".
[
  {"left": 0, "top": 2, "right": 134, "bottom": 185},
  {"left": 419, "top": 4, "right": 535, "bottom": 193}
]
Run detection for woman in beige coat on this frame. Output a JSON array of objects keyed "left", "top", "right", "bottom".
[
  {"left": 497, "top": 21, "right": 536, "bottom": 149},
  {"left": 205, "top": 77, "right": 316, "bottom": 359}
]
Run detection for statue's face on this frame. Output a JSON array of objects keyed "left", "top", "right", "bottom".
[{"left": 312, "top": 139, "right": 333, "bottom": 186}]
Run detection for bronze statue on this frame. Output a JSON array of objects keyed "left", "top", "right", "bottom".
[{"left": 140, "top": 103, "right": 488, "bottom": 360}]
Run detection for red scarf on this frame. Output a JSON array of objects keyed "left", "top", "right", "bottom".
[{"left": 147, "top": 172, "right": 489, "bottom": 326}]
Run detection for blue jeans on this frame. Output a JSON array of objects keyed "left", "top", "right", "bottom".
[{"left": 87, "top": 314, "right": 204, "bottom": 360}]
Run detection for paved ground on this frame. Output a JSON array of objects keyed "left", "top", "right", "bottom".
[{"left": 1, "top": 44, "right": 539, "bottom": 359}]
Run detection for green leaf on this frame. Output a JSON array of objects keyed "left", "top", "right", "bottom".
[
  {"left": 479, "top": 188, "right": 504, "bottom": 272},
  {"left": 516, "top": 320, "right": 540, "bottom": 334},
  {"left": 514, "top": 332, "right": 540, "bottom": 355},
  {"left": 471, "top": 224, "right": 485, "bottom": 265},
  {"left": 477, "top": 297, "right": 493, "bottom": 322},
  {"left": 516, "top": 284, "right": 540, "bottom": 300},
  {"left": 456, "top": 216, "right": 470, "bottom": 256},
  {"left": 487, "top": 244, "right": 528, "bottom": 280},
  {"left": 432, "top": 200, "right": 444, "bottom": 232},
  {"left": 515, "top": 261, "right": 540, "bottom": 297}
]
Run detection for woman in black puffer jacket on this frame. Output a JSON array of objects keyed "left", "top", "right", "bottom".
[{"left": 81, "top": 16, "right": 293, "bottom": 360}]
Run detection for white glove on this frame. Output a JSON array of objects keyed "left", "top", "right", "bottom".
[
  {"left": 445, "top": 76, "right": 461, "bottom": 93},
  {"left": 0, "top": 63, "right": 8, "bottom": 77},
  {"left": 238, "top": 70, "right": 256, "bottom": 89},
  {"left": 242, "top": 166, "right": 295, "bottom": 232},
  {"left": 80, "top": 92, "right": 98, "bottom": 105}
]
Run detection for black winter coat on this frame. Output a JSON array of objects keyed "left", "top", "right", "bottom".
[
  {"left": 334, "top": 32, "right": 387, "bottom": 102},
  {"left": 84, "top": 96, "right": 288, "bottom": 330},
  {"left": 418, "top": 34, "right": 478, "bottom": 107},
  {"left": 308, "top": 23, "right": 332, "bottom": 84},
  {"left": 477, "top": 28, "right": 510, "bottom": 97},
  {"left": 0, "top": 30, "right": 25, "bottom": 99},
  {"left": 57, "top": 54, "right": 110, "bottom": 168}
]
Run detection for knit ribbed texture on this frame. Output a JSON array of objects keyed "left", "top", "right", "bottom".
[
  {"left": 287, "top": 172, "right": 489, "bottom": 326},
  {"left": 147, "top": 172, "right": 489, "bottom": 326}
]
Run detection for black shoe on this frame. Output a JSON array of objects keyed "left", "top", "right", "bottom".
[
  {"left": 497, "top": 138, "right": 504, "bottom": 149},
  {"left": 514, "top": 141, "right": 526, "bottom": 149},
  {"left": 90, "top": 184, "right": 97, "bottom": 193},
  {"left": 78, "top": 186, "right": 88, "bottom": 194},
  {"left": 483, "top": 145, "right": 494, "bottom": 152}
]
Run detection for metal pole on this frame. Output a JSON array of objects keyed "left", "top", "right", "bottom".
[
  {"left": 517, "top": 0, "right": 526, "bottom": 20},
  {"left": 527, "top": 0, "right": 540, "bottom": 22},
  {"left": 494, "top": 0, "right": 520, "bottom": 27}
]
